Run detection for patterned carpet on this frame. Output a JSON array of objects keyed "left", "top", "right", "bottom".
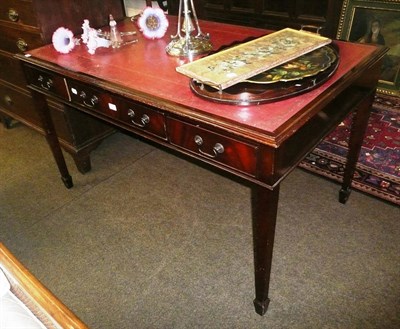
[{"left": 300, "top": 94, "right": 400, "bottom": 205}]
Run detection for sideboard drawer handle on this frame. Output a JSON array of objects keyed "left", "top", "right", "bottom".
[
  {"left": 194, "top": 135, "right": 225, "bottom": 158},
  {"left": 4, "top": 95, "right": 13, "bottom": 106},
  {"left": 8, "top": 8, "right": 19, "bottom": 22},
  {"left": 16, "top": 38, "right": 28, "bottom": 52},
  {"left": 128, "top": 109, "right": 150, "bottom": 128}
]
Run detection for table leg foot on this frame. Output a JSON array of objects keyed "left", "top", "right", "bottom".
[
  {"left": 251, "top": 184, "right": 279, "bottom": 316},
  {"left": 61, "top": 175, "right": 73, "bottom": 189},
  {"left": 339, "top": 187, "right": 351, "bottom": 204},
  {"left": 253, "top": 298, "right": 270, "bottom": 316}
]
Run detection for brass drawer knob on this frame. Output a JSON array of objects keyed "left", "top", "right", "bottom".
[
  {"left": 80, "top": 91, "right": 98, "bottom": 108},
  {"left": 213, "top": 143, "right": 225, "bottom": 155},
  {"left": 37, "top": 75, "right": 53, "bottom": 90},
  {"left": 194, "top": 135, "right": 203, "bottom": 146},
  {"left": 86, "top": 95, "right": 99, "bottom": 107},
  {"left": 194, "top": 135, "right": 225, "bottom": 158},
  {"left": 4, "top": 95, "right": 13, "bottom": 106},
  {"left": 8, "top": 8, "right": 19, "bottom": 22},
  {"left": 128, "top": 109, "right": 150, "bottom": 128},
  {"left": 16, "top": 38, "right": 28, "bottom": 52}
]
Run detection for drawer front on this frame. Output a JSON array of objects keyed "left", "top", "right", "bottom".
[
  {"left": 67, "top": 79, "right": 122, "bottom": 119},
  {"left": 0, "top": 50, "right": 27, "bottom": 87},
  {"left": 0, "top": 25, "right": 42, "bottom": 53},
  {"left": 24, "top": 65, "right": 69, "bottom": 100},
  {"left": 67, "top": 79, "right": 167, "bottom": 139},
  {"left": 0, "top": 0, "right": 38, "bottom": 27},
  {"left": 119, "top": 100, "right": 167, "bottom": 139},
  {"left": 167, "top": 118, "right": 258, "bottom": 176},
  {"left": 0, "top": 81, "right": 41, "bottom": 126},
  {"left": 0, "top": 83, "right": 97, "bottom": 145}
]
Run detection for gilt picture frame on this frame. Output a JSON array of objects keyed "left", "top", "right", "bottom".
[{"left": 337, "top": 0, "right": 400, "bottom": 96}]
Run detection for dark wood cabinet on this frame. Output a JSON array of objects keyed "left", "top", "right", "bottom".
[
  {"left": 0, "top": 0, "right": 126, "bottom": 173},
  {"left": 169, "top": 0, "right": 344, "bottom": 38}
]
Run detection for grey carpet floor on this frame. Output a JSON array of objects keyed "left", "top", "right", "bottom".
[{"left": 1, "top": 123, "right": 399, "bottom": 329}]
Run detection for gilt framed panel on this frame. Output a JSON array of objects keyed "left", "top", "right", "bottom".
[{"left": 337, "top": 0, "right": 400, "bottom": 96}]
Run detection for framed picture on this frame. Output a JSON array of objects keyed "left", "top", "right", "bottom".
[{"left": 337, "top": 0, "right": 400, "bottom": 96}]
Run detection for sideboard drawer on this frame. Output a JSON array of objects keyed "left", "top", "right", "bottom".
[
  {"left": 0, "top": 25, "right": 42, "bottom": 53},
  {"left": 24, "top": 65, "right": 69, "bottom": 100},
  {"left": 0, "top": 0, "right": 38, "bottom": 27},
  {"left": 0, "top": 51, "right": 27, "bottom": 87},
  {"left": 167, "top": 118, "right": 258, "bottom": 176},
  {"left": 0, "top": 82, "right": 41, "bottom": 126}
]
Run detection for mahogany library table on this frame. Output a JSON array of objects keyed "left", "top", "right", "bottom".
[{"left": 16, "top": 18, "right": 387, "bottom": 315}]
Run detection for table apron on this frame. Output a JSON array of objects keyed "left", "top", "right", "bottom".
[{"left": 22, "top": 63, "right": 375, "bottom": 190}]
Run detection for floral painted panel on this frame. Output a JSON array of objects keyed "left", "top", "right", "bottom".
[
  {"left": 246, "top": 45, "right": 337, "bottom": 84},
  {"left": 176, "top": 28, "right": 331, "bottom": 90}
]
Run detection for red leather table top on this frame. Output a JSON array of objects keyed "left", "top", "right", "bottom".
[{"left": 25, "top": 17, "right": 379, "bottom": 143}]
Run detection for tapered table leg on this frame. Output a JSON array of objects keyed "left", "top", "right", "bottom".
[
  {"left": 339, "top": 91, "right": 375, "bottom": 203},
  {"left": 31, "top": 90, "right": 73, "bottom": 188},
  {"left": 251, "top": 183, "right": 280, "bottom": 316}
]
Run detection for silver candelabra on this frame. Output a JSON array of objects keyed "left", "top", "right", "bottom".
[{"left": 166, "top": 0, "right": 212, "bottom": 57}]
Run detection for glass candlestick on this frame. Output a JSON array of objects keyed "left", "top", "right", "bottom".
[
  {"left": 109, "top": 14, "right": 123, "bottom": 48},
  {"left": 166, "top": 0, "right": 212, "bottom": 57}
]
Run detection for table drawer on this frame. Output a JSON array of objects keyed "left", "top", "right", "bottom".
[
  {"left": 67, "top": 79, "right": 123, "bottom": 120},
  {"left": 167, "top": 118, "right": 258, "bottom": 176},
  {"left": 119, "top": 100, "right": 167, "bottom": 139},
  {"left": 24, "top": 65, "right": 69, "bottom": 100},
  {"left": 67, "top": 79, "right": 167, "bottom": 139},
  {"left": 0, "top": 0, "right": 38, "bottom": 27}
]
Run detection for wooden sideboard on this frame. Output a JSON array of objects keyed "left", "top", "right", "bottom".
[
  {"left": 0, "top": 0, "right": 125, "bottom": 173},
  {"left": 168, "top": 0, "right": 344, "bottom": 38}
]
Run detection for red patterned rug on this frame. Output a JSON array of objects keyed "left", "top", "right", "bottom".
[{"left": 299, "top": 94, "right": 400, "bottom": 205}]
